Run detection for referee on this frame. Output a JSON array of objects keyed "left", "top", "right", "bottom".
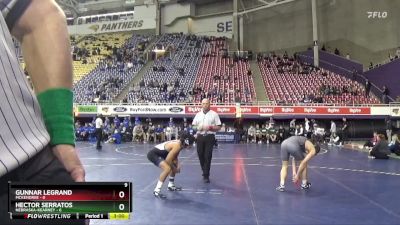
[
  {"left": 192, "top": 98, "right": 221, "bottom": 183},
  {"left": 95, "top": 114, "right": 103, "bottom": 150},
  {"left": 0, "top": 1, "right": 85, "bottom": 224}
]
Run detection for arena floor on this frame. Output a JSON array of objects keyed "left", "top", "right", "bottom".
[{"left": 76, "top": 142, "right": 400, "bottom": 225}]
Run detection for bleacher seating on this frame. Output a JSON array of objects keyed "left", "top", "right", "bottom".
[
  {"left": 73, "top": 34, "right": 150, "bottom": 103},
  {"left": 127, "top": 33, "right": 203, "bottom": 103},
  {"left": 71, "top": 32, "right": 132, "bottom": 83},
  {"left": 258, "top": 56, "right": 380, "bottom": 104},
  {"left": 127, "top": 35, "right": 256, "bottom": 104},
  {"left": 194, "top": 55, "right": 255, "bottom": 104}
]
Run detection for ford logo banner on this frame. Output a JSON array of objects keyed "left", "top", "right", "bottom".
[
  {"left": 169, "top": 107, "right": 184, "bottom": 113},
  {"left": 113, "top": 107, "right": 128, "bottom": 112}
]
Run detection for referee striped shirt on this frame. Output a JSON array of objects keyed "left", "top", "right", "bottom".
[
  {"left": 192, "top": 110, "right": 221, "bottom": 135},
  {"left": 0, "top": 0, "right": 50, "bottom": 177}
]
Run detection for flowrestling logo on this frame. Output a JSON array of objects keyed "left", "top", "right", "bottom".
[{"left": 367, "top": 11, "right": 388, "bottom": 19}]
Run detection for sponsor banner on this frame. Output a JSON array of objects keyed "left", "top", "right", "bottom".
[
  {"left": 87, "top": 105, "right": 377, "bottom": 116},
  {"left": 185, "top": 106, "right": 236, "bottom": 115},
  {"left": 129, "top": 105, "right": 185, "bottom": 114},
  {"left": 370, "top": 106, "right": 391, "bottom": 116},
  {"left": 97, "top": 105, "right": 184, "bottom": 115},
  {"left": 77, "top": 105, "right": 98, "bottom": 113},
  {"left": 273, "top": 106, "right": 371, "bottom": 115},
  {"left": 258, "top": 106, "right": 274, "bottom": 116},
  {"left": 215, "top": 132, "right": 235, "bottom": 143},
  {"left": 389, "top": 107, "right": 400, "bottom": 117},
  {"left": 98, "top": 105, "right": 129, "bottom": 115},
  {"left": 68, "top": 18, "right": 156, "bottom": 35},
  {"left": 240, "top": 106, "right": 259, "bottom": 114},
  {"left": 185, "top": 106, "right": 203, "bottom": 114},
  {"left": 98, "top": 105, "right": 112, "bottom": 115},
  {"left": 211, "top": 106, "right": 235, "bottom": 114},
  {"left": 339, "top": 107, "right": 371, "bottom": 115}
]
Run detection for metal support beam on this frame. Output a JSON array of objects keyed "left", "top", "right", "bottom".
[
  {"left": 56, "top": 0, "right": 79, "bottom": 18},
  {"left": 155, "top": 0, "right": 161, "bottom": 36},
  {"left": 233, "top": 0, "right": 239, "bottom": 51},
  {"left": 236, "top": 0, "right": 297, "bottom": 16},
  {"left": 311, "top": 0, "right": 319, "bottom": 67}
]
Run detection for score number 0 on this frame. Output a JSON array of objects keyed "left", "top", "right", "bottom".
[{"left": 118, "top": 183, "right": 128, "bottom": 211}]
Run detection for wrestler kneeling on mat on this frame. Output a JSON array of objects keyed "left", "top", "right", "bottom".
[
  {"left": 147, "top": 132, "right": 195, "bottom": 198},
  {"left": 276, "top": 135, "right": 321, "bottom": 192}
]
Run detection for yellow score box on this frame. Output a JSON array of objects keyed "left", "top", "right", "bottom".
[{"left": 109, "top": 213, "right": 130, "bottom": 220}]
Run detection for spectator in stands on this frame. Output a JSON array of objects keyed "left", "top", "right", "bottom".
[
  {"left": 80, "top": 123, "right": 89, "bottom": 141},
  {"left": 171, "top": 125, "right": 179, "bottom": 140},
  {"left": 139, "top": 79, "right": 145, "bottom": 87},
  {"left": 334, "top": 48, "right": 340, "bottom": 56},
  {"left": 382, "top": 86, "right": 389, "bottom": 103},
  {"left": 304, "top": 118, "right": 311, "bottom": 138},
  {"left": 233, "top": 116, "right": 245, "bottom": 144},
  {"left": 328, "top": 133, "right": 340, "bottom": 146},
  {"left": 330, "top": 120, "right": 336, "bottom": 137},
  {"left": 247, "top": 69, "right": 252, "bottom": 77},
  {"left": 295, "top": 124, "right": 304, "bottom": 136},
  {"left": 147, "top": 123, "right": 156, "bottom": 143},
  {"left": 132, "top": 124, "right": 145, "bottom": 143},
  {"left": 364, "top": 79, "right": 371, "bottom": 98},
  {"left": 186, "top": 124, "right": 195, "bottom": 136},
  {"left": 385, "top": 116, "right": 393, "bottom": 142},
  {"left": 351, "top": 68, "right": 357, "bottom": 81},
  {"left": 114, "top": 116, "right": 121, "bottom": 128},
  {"left": 289, "top": 119, "right": 296, "bottom": 129},
  {"left": 388, "top": 53, "right": 394, "bottom": 62},
  {"left": 255, "top": 124, "right": 262, "bottom": 143},
  {"left": 277, "top": 125, "right": 286, "bottom": 143},
  {"left": 260, "top": 124, "right": 268, "bottom": 143},
  {"left": 364, "top": 131, "right": 378, "bottom": 149},
  {"left": 368, "top": 134, "right": 390, "bottom": 159},
  {"left": 165, "top": 124, "right": 177, "bottom": 141},
  {"left": 268, "top": 124, "right": 278, "bottom": 143},
  {"left": 369, "top": 62, "right": 374, "bottom": 70},
  {"left": 389, "top": 134, "right": 400, "bottom": 155},
  {"left": 155, "top": 125, "right": 165, "bottom": 142},
  {"left": 396, "top": 47, "right": 400, "bottom": 58},
  {"left": 341, "top": 118, "right": 349, "bottom": 144},
  {"left": 247, "top": 125, "right": 256, "bottom": 143}
]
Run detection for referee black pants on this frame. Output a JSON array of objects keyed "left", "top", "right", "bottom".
[
  {"left": 196, "top": 134, "right": 215, "bottom": 178},
  {"left": 96, "top": 128, "right": 102, "bottom": 149},
  {"left": 0, "top": 146, "right": 86, "bottom": 225}
]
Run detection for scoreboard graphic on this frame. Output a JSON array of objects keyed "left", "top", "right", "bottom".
[{"left": 8, "top": 182, "right": 132, "bottom": 220}]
